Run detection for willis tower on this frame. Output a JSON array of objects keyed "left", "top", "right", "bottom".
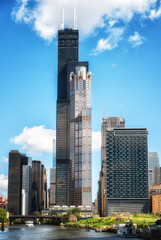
[{"left": 56, "top": 6, "right": 88, "bottom": 205}]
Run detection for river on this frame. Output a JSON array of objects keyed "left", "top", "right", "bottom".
[{"left": 0, "top": 225, "right": 140, "bottom": 240}]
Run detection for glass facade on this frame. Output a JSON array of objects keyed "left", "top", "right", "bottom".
[
  {"left": 56, "top": 28, "right": 89, "bottom": 206},
  {"left": 106, "top": 128, "right": 149, "bottom": 215},
  {"left": 69, "top": 66, "right": 92, "bottom": 206},
  {"left": 8, "top": 151, "right": 32, "bottom": 215}
]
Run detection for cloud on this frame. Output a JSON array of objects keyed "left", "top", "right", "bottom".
[
  {"left": 93, "top": 27, "right": 124, "bottom": 54},
  {"left": 10, "top": 125, "right": 101, "bottom": 155},
  {"left": 92, "top": 131, "right": 101, "bottom": 152},
  {"left": 12, "top": 0, "right": 158, "bottom": 41},
  {"left": 0, "top": 175, "right": 8, "bottom": 193},
  {"left": 128, "top": 31, "right": 146, "bottom": 48},
  {"left": 10, "top": 126, "right": 56, "bottom": 155},
  {"left": 149, "top": 5, "right": 161, "bottom": 19},
  {"left": 1, "top": 157, "right": 8, "bottom": 163}
]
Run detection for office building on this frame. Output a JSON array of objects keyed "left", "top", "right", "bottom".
[
  {"left": 50, "top": 168, "right": 56, "bottom": 207},
  {"left": 149, "top": 152, "right": 160, "bottom": 186},
  {"left": 98, "top": 117, "right": 125, "bottom": 216},
  {"left": 32, "top": 160, "right": 42, "bottom": 213},
  {"left": 8, "top": 150, "right": 32, "bottom": 215},
  {"left": 69, "top": 66, "right": 92, "bottom": 206},
  {"left": 21, "top": 156, "right": 32, "bottom": 215},
  {"left": 106, "top": 128, "right": 149, "bottom": 215},
  {"left": 56, "top": 27, "right": 89, "bottom": 205}
]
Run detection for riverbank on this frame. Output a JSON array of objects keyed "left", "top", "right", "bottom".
[{"left": 65, "top": 212, "right": 159, "bottom": 232}]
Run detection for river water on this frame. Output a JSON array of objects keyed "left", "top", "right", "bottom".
[{"left": 0, "top": 225, "right": 140, "bottom": 240}]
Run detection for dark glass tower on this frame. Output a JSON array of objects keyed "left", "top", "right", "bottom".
[{"left": 56, "top": 29, "right": 88, "bottom": 205}]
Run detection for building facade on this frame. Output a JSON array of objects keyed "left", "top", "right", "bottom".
[
  {"left": 56, "top": 28, "right": 89, "bottom": 206},
  {"left": 21, "top": 156, "right": 32, "bottom": 215},
  {"left": 98, "top": 117, "right": 125, "bottom": 216},
  {"left": 69, "top": 66, "right": 92, "bottom": 206},
  {"left": 50, "top": 168, "right": 56, "bottom": 208},
  {"left": 32, "top": 160, "right": 42, "bottom": 213},
  {"left": 8, "top": 150, "right": 32, "bottom": 215},
  {"left": 149, "top": 152, "right": 160, "bottom": 186},
  {"left": 106, "top": 128, "right": 149, "bottom": 215}
]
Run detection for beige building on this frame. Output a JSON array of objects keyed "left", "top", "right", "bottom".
[{"left": 152, "top": 195, "right": 161, "bottom": 214}]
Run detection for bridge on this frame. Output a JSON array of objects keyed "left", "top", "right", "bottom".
[{"left": 9, "top": 215, "right": 68, "bottom": 225}]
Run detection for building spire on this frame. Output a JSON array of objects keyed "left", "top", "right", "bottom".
[
  {"left": 60, "top": 0, "right": 64, "bottom": 30},
  {"left": 73, "top": 0, "right": 77, "bottom": 30},
  {"left": 121, "top": 104, "right": 123, "bottom": 118}
]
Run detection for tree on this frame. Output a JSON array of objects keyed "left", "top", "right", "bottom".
[{"left": 0, "top": 209, "right": 8, "bottom": 231}]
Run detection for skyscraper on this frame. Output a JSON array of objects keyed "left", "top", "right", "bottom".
[
  {"left": 106, "top": 128, "right": 149, "bottom": 215},
  {"left": 69, "top": 66, "right": 92, "bottom": 206},
  {"left": 98, "top": 117, "right": 125, "bottom": 216},
  {"left": 56, "top": 28, "right": 88, "bottom": 205},
  {"left": 8, "top": 150, "right": 32, "bottom": 215},
  {"left": 149, "top": 152, "right": 160, "bottom": 186}
]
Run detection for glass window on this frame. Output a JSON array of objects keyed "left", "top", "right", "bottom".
[
  {"left": 75, "top": 155, "right": 78, "bottom": 163},
  {"left": 75, "top": 180, "right": 78, "bottom": 188},
  {"left": 79, "top": 138, "right": 82, "bottom": 145},
  {"left": 79, "top": 130, "right": 82, "bottom": 137},
  {"left": 79, "top": 171, "right": 82, "bottom": 179},
  {"left": 79, "top": 163, "right": 82, "bottom": 171},
  {"left": 79, "top": 154, "right": 82, "bottom": 162},
  {"left": 75, "top": 164, "right": 78, "bottom": 171},
  {"left": 75, "top": 131, "right": 78, "bottom": 138},
  {"left": 79, "top": 180, "right": 82, "bottom": 188},
  {"left": 75, "top": 123, "right": 78, "bottom": 130},
  {"left": 83, "top": 80, "right": 86, "bottom": 89},
  {"left": 79, "top": 122, "right": 82, "bottom": 130},
  {"left": 75, "top": 172, "right": 78, "bottom": 180}
]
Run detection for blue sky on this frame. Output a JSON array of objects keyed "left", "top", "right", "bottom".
[{"left": 0, "top": 0, "right": 161, "bottom": 200}]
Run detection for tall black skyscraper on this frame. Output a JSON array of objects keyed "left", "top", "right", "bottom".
[{"left": 56, "top": 29, "right": 88, "bottom": 205}]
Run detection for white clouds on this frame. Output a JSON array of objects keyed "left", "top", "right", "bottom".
[
  {"left": 10, "top": 125, "right": 101, "bottom": 155},
  {"left": 10, "top": 126, "right": 56, "bottom": 155},
  {"left": 0, "top": 175, "right": 8, "bottom": 193},
  {"left": 150, "top": 5, "right": 161, "bottom": 19},
  {"left": 1, "top": 157, "right": 8, "bottom": 163},
  {"left": 12, "top": 0, "right": 158, "bottom": 41},
  {"left": 128, "top": 31, "right": 146, "bottom": 48},
  {"left": 92, "top": 131, "right": 101, "bottom": 152},
  {"left": 94, "top": 27, "right": 124, "bottom": 54}
]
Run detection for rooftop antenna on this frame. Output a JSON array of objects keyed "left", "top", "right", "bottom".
[
  {"left": 121, "top": 104, "right": 123, "bottom": 118},
  {"left": 73, "top": 0, "right": 77, "bottom": 30},
  {"left": 60, "top": 0, "right": 64, "bottom": 30}
]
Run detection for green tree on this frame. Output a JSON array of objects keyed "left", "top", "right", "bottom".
[
  {"left": 33, "top": 211, "right": 40, "bottom": 216},
  {"left": 67, "top": 207, "right": 81, "bottom": 218},
  {"left": 0, "top": 209, "right": 8, "bottom": 231}
]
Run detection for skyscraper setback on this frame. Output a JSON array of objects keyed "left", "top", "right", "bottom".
[{"left": 56, "top": 27, "right": 91, "bottom": 206}]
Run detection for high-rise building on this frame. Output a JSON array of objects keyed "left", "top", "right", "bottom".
[
  {"left": 8, "top": 150, "right": 32, "bottom": 215},
  {"left": 149, "top": 152, "right": 160, "bottom": 186},
  {"left": 32, "top": 160, "right": 42, "bottom": 213},
  {"left": 106, "top": 128, "right": 149, "bottom": 215},
  {"left": 21, "top": 156, "right": 32, "bottom": 215},
  {"left": 69, "top": 66, "right": 92, "bottom": 206},
  {"left": 50, "top": 168, "right": 56, "bottom": 208},
  {"left": 98, "top": 117, "right": 125, "bottom": 216},
  {"left": 56, "top": 28, "right": 88, "bottom": 205}
]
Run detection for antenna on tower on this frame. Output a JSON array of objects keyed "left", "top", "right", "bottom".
[
  {"left": 60, "top": 0, "right": 64, "bottom": 30},
  {"left": 121, "top": 104, "right": 123, "bottom": 118},
  {"left": 73, "top": 0, "right": 77, "bottom": 30}
]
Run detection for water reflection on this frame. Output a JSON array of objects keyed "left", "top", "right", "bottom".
[{"left": 0, "top": 225, "right": 140, "bottom": 240}]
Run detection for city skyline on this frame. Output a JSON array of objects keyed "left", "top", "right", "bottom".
[{"left": 1, "top": 0, "right": 161, "bottom": 201}]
